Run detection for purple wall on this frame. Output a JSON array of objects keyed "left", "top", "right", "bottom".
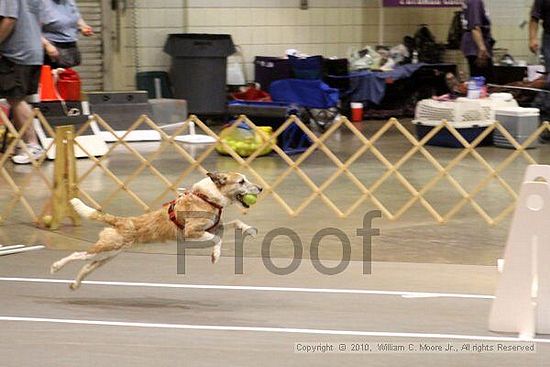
[{"left": 383, "top": 0, "right": 462, "bottom": 7}]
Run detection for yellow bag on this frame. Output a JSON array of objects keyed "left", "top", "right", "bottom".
[{"left": 216, "top": 124, "right": 275, "bottom": 157}]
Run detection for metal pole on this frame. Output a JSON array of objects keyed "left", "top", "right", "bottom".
[{"left": 487, "top": 84, "right": 550, "bottom": 94}]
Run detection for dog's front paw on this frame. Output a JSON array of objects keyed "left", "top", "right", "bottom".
[
  {"left": 211, "top": 244, "right": 221, "bottom": 264},
  {"left": 50, "top": 262, "right": 61, "bottom": 274},
  {"left": 242, "top": 225, "right": 258, "bottom": 238},
  {"left": 69, "top": 282, "right": 80, "bottom": 290}
]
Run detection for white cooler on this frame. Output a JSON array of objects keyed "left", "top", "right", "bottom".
[{"left": 493, "top": 107, "right": 540, "bottom": 148}]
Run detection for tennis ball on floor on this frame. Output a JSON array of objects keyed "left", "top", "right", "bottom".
[
  {"left": 235, "top": 147, "right": 247, "bottom": 157},
  {"left": 242, "top": 194, "right": 257, "bottom": 206},
  {"left": 43, "top": 215, "right": 53, "bottom": 227}
]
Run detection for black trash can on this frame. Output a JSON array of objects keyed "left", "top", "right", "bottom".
[{"left": 164, "top": 34, "right": 235, "bottom": 115}]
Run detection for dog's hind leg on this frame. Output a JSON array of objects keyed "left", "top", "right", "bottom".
[
  {"left": 51, "top": 228, "right": 124, "bottom": 275},
  {"left": 69, "top": 252, "right": 119, "bottom": 290},
  {"left": 50, "top": 251, "right": 96, "bottom": 274}
]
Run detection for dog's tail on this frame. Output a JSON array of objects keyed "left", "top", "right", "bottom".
[{"left": 70, "top": 198, "right": 120, "bottom": 226}]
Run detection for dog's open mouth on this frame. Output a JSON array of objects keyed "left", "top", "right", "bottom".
[{"left": 236, "top": 194, "right": 250, "bottom": 209}]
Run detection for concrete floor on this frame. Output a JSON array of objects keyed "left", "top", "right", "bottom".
[
  {"left": 1, "top": 119, "right": 550, "bottom": 366},
  {"left": 1, "top": 251, "right": 548, "bottom": 367}
]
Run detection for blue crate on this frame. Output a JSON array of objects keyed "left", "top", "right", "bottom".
[{"left": 413, "top": 121, "right": 493, "bottom": 148}]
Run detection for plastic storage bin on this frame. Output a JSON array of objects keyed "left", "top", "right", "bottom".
[
  {"left": 288, "top": 55, "right": 323, "bottom": 80},
  {"left": 413, "top": 96, "right": 518, "bottom": 148},
  {"left": 413, "top": 120, "right": 494, "bottom": 148},
  {"left": 136, "top": 71, "right": 173, "bottom": 99},
  {"left": 88, "top": 91, "right": 152, "bottom": 131},
  {"left": 493, "top": 107, "right": 540, "bottom": 148},
  {"left": 254, "top": 56, "right": 291, "bottom": 90},
  {"left": 164, "top": 34, "right": 235, "bottom": 115},
  {"left": 149, "top": 99, "right": 187, "bottom": 125}
]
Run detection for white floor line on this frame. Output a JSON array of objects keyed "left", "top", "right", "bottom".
[
  {"left": 0, "top": 276, "right": 494, "bottom": 300},
  {"left": 0, "top": 245, "right": 25, "bottom": 252},
  {"left": 0, "top": 316, "right": 547, "bottom": 344},
  {"left": 0, "top": 246, "right": 45, "bottom": 257}
]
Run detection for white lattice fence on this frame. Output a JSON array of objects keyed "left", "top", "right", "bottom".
[{"left": 0, "top": 109, "right": 549, "bottom": 227}]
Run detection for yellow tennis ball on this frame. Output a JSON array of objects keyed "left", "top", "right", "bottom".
[
  {"left": 242, "top": 194, "right": 257, "bottom": 206},
  {"left": 43, "top": 215, "right": 53, "bottom": 227}
]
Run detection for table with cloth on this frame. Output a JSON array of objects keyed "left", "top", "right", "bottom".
[{"left": 331, "top": 63, "right": 457, "bottom": 118}]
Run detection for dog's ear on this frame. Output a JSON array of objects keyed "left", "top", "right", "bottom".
[{"left": 207, "top": 172, "right": 227, "bottom": 186}]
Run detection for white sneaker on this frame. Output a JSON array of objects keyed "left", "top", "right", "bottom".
[{"left": 11, "top": 143, "right": 45, "bottom": 165}]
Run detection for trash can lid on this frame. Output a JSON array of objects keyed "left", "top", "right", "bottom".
[{"left": 164, "top": 33, "right": 236, "bottom": 57}]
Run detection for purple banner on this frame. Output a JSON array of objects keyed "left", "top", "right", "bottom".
[{"left": 383, "top": 0, "right": 462, "bottom": 7}]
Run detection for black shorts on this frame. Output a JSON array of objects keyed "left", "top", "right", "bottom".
[
  {"left": 44, "top": 41, "right": 81, "bottom": 69},
  {"left": 0, "top": 57, "right": 41, "bottom": 99}
]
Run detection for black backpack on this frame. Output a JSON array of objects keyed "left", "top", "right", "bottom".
[
  {"left": 447, "top": 11, "right": 464, "bottom": 50},
  {"left": 414, "top": 25, "right": 443, "bottom": 64}
]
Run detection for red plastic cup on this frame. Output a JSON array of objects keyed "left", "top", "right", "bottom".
[{"left": 351, "top": 102, "right": 363, "bottom": 122}]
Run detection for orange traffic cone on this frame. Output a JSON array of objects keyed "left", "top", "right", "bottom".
[{"left": 39, "top": 65, "right": 60, "bottom": 101}]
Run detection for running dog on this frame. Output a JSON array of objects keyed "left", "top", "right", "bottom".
[{"left": 50, "top": 172, "right": 262, "bottom": 290}]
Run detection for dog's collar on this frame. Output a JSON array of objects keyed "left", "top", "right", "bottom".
[
  {"left": 165, "top": 191, "right": 224, "bottom": 232},
  {"left": 193, "top": 191, "right": 223, "bottom": 232},
  {"left": 167, "top": 200, "right": 185, "bottom": 231},
  {"left": 192, "top": 191, "right": 224, "bottom": 211}
]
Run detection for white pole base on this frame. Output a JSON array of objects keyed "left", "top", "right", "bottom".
[{"left": 489, "top": 165, "right": 550, "bottom": 336}]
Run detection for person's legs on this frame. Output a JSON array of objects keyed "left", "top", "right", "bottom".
[
  {"left": 1, "top": 63, "right": 44, "bottom": 164},
  {"left": 6, "top": 98, "right": 38, "bottom": 145},
  {"left": 483, "top": 57, "right": 495, "bottom": 84},
  {"left": 539, "top": 34, "right": 550, "bottom": 143},
  {"left": 8, "top": 97, "right": 44, "bottom": 164},
  {"left": 542, "top": 33, "right": 550, "bottom": 71},
  {"left": 1, "top": 61, "right": 41, "bottom": 145},
  {"left": 467, "top": 55, "right": 480, "bottom": 78}
]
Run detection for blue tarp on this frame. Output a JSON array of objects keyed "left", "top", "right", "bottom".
[
  {"left": 331, "top": 63, "right": 426, "bottom": 105},
  {"left": 269, "top": 79, "right": 339, "bottom": 109}
]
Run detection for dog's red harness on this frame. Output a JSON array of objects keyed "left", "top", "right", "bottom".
[{"left": 166, "top": 191, "right": 223, "bottom": 233}]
